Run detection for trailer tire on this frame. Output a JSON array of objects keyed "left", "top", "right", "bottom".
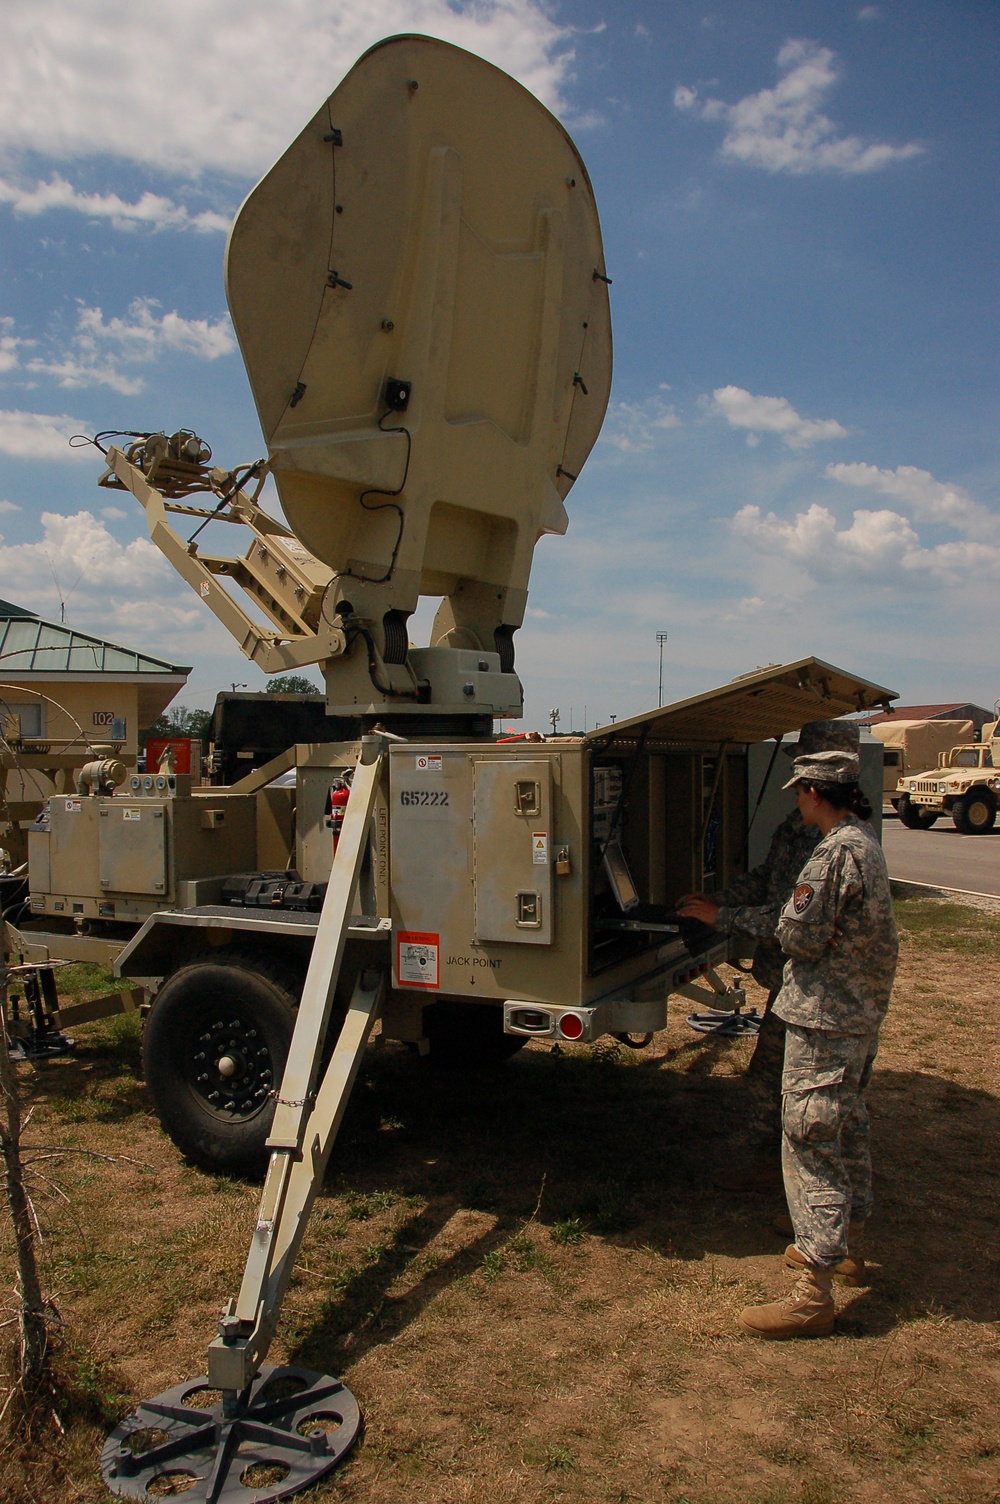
[
  {"left": 897, "top": 795, "right": 939, "bottom": 830},
  {"left": 142, "top": 948, "right": 300, "bottom": 1174},
  {"left": 422, "top": 1000, "right": 527, "bottom": 1069},
  {"left": 952, "top": 789, "right": 996, "bottom": 835}
]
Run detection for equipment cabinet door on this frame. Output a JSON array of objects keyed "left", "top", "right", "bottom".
[
  {"left": 98, "top": 804, "right": 168, "bottom": 896},
  {"left": 473, "top": 759, "right": 553, "bottom": 945}
]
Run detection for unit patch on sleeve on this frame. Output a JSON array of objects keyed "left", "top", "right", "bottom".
[{"left": 792, "top": 882, "right": 816, "bottom": 915}]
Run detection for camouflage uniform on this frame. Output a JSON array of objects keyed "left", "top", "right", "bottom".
[
  {"left": 774, "top": 811, "right": 897, "bottom": 1269},
  {"left": 713, "top": 809, "right": 820, "bottom": 1145}
]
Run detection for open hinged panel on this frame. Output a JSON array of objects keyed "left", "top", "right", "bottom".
[
  {"left": 584, "top": 657, "right": 897, "bottom": 750},
  {"left": 582, "top": 657, "right": 897, "bottom": 970}
]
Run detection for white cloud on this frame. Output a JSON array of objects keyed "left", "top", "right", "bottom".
[
  {"left": 0, "top": 410, "right": 95, "bottom": 461},
  {"left": 735, "top": 501, "right": 913, "bottom": 570},
  {"left": 0, "top": 175, "right": 230, "bottom": 232},
  {"left": 0, "top": 501, "right": 20, "bottom": 515},
  {"left": 0, "top": 317, "right": 32, "bottom": 373},
  {"left": 100, "top": 505, "right": 127, "bottom": 520},
  {"left": 857, "top": 6, "right": 880, "bottom": 20},
  {"left": 24, "top": 298, "right": 236, "bottom": 394},
  {"left": 711, "top": 385, "right": 847, "bottom": 448},
  {"left": 600, "top": 392, "right": 680, "bottom": 453},
  {"left": 0, "top": 509, "right": 230, "bottom": 655},
  {"left": 721, "top": 593, "right": 795, "bottom": 624},
  {"left": 733, "top": 501, "right": 1000, "bottom": 586},
  {"left": 675, "top": 38, "right": 922, "bottom": 175},
  {"left": 0, "top": 1, "right": 572, "bottom": 178},
  {"left": 77, "top": 301, "right": 235, "bottom": 361},
  {"left": 825, "top": 462, "right": 1000, "bottom": 542},
  {"left": 0, "top": 510, "right": 166, "bottom": 592}
]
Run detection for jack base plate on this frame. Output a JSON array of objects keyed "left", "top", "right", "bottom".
[
  {"left": 101, "top": 1364, "right": 361, "bottom": 1502},
  {"left": 8, "top": 1030, "right": 75, "bottom": 1061},
  {"left": 686, "top": 1007, "right": 761, "bottom": 1037}
]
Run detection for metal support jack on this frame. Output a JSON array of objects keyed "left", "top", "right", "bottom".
[
  {"left": 3, "top": 960, "right": 76, "bottom": 1060},
  {"left": 103, "top": 739, "right": 388, "bottom": 1502},
  {"left": 680, "top": 966, "right": 761, "bottom": 1036}
]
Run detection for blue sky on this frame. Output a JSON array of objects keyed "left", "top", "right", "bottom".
[{"left": 1, "top": 0, "right": 997, "bottom": 730}]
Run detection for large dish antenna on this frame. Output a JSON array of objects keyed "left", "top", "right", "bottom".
[{"left": 226, "top": 33, "right": 612, "bottom": 699}]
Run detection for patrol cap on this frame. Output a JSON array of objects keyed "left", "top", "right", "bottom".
[
  {"left": 782, "top": 749, "right": 860, "bottom": 789},
  {"left": 783, "top": 719, "right": 860, "bottom": 757}
]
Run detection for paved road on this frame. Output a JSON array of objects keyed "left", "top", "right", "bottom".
[{"left": 882, "top": 813, "right": 1000, "bottom": 896}]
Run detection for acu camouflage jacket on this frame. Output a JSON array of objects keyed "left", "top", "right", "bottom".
[
  {"left": 714, "top": 808, "right": 821, "bottom": 991},
  {"left": 773, "top": 812, "right": 898, "bottom": 1034}
]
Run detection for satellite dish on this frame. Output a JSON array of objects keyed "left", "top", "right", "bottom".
[{"left": 225, "top": 33, "right": 612, "bottom": 662}]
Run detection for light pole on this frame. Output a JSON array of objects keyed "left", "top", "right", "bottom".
[
  {"left": 549, "top": 707, "right": 561, "bottom": 735},
  {"left": 656, "top": 631, "right": 669, "bottom": 707}
]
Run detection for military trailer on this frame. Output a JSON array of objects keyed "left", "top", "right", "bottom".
[
  {"left": 21, "top": 662, "right": 890, "bottom": 1174},
  {"left": 2, "top": 35, "right": 896, "bottom": 1501}
]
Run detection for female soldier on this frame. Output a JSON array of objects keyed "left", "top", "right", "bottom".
[{"left": 740, "top": 749, "right": 897, "bottom": 1339}]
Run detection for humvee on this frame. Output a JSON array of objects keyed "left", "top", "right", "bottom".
[{"left": 893, "top": 718, "right": 1000, "bottom": 832}]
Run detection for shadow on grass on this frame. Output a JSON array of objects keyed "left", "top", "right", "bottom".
[
  {"left": 292, "top": 1196, "right": 511, "bottom": 1374},
  {"left": 20, "top": 1013, "right": 147, "bottom": 1123},
  {"left": 289, "top": 1041, "right": 1000, "bottom": 1372},
  {"left": 17, "top": 993, "right": 999, "bottom": 1362}
]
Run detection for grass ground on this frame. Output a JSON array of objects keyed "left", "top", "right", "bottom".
[{"left": 1, "top": 893, "right": 998, "bottom": 1503}]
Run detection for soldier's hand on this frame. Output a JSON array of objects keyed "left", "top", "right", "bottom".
[{"left": 676, "top": 896, "right": 720, "bottom": 925}]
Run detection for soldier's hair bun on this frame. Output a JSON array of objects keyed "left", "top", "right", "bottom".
[{"left": 809, "top": 780, "right": 873, "bottom": 822}]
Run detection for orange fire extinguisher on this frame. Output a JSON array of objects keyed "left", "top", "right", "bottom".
[{"left": 325, "top": 778, "right": 350, "bottom": 855}]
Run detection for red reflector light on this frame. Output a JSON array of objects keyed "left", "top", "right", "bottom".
[{"left": 558, "top": 1012, "right": 585, "bottom": 1040}]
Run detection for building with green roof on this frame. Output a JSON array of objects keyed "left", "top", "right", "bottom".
[{"left": 0, "top": 600, "right": 190, "bottom": 820}]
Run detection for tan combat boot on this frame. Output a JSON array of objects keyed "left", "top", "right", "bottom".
[
  {"left": 784, "top": 1227, "right": 866, "bottom": 1287},
  {"left": 739, "top": 1266, "right": 835, "bottom": 1339}
]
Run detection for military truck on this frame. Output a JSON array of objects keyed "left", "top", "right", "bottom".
[
  {"left": 870, "top": 717, "right": 974, "bottom": 804},
  {"left": 892, "top": 719, "right": 1000, "bottom": 832}
]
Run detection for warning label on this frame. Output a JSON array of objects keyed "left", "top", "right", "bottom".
[
  {"left": 532, "top": 832, "right": 549, "bottom": 865},
  {"left": 397, "top": 930, "right": 440, "bottom": 988},
  {"left": 415, "top": 754, "right": 442, "bottom": 773}
]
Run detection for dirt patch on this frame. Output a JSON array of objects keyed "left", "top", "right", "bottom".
[{"left": 1, "top": 894, "right": 998, "bottom": 1503}]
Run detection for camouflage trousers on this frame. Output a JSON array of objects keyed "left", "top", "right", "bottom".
[
  {"left": 781, "top": 1023, "right": 880, "bottom": 1269},
  {"left": 745, "top": 988, "right": 786, "bottom": 1147}
]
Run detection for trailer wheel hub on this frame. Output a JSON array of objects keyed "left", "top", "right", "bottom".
[{"left": 188, "top": 1017, "right": 273, "bottom": 1116}]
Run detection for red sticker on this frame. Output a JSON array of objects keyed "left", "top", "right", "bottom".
[
  {"left": 396, "top": 930, "right": 440, "bottom": 988},
  {"left": 792, "top": 883, "right": 815, "bottom": 914}
]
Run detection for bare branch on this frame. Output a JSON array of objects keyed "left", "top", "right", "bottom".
[{"left": 22, "top": 1144, "right": 157, "bottom": 1172}]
